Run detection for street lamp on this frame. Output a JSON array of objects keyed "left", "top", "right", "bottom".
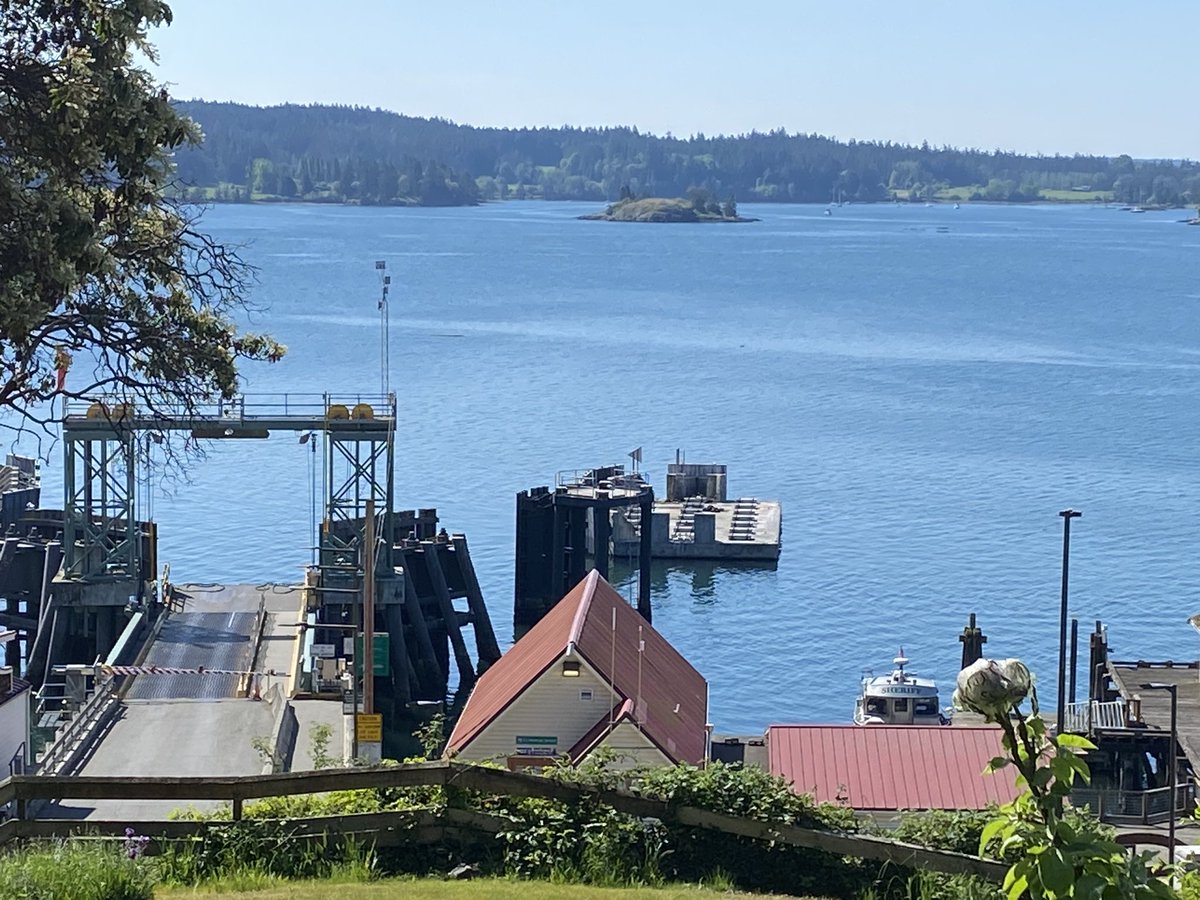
[
  {"left": 1056, "top": 509, "right": 1082, "bottom": 734},
  {"left": 1140, "top": 681, "right": 1178, "bottom": 866},
  {"left": 298, "top": 432, "right": 317, "bottom": 565}
]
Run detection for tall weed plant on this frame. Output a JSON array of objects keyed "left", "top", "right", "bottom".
[
  {"left": 155, "top": 821, "right": 376, "bottom": 886},
  {"left": 0, "top": 840, "right": 154, "bottom": 900}
]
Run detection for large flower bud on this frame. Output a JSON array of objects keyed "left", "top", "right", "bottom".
[{"left": 955, "top": 657, "right": 1032, "bottom": 721}]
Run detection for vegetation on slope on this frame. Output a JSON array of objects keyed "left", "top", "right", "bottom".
[{"left": 153, "top": 876, "right": 805, "bottom": 899}]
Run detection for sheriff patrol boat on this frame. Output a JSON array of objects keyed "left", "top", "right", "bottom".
[{"left": 854, "top": 650, "right": 949, "bottom": 726}]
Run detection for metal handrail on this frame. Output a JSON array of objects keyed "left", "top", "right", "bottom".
[
  {"left": 7, "top": 744, "right": 25, "bottom": 777},
  {"left": 1062, "top": 699, "right": 1126, "bottom": 734},
  {"left": 1072, "top": 783, "right": 1194, "bottom": 824},
  {"left": 37, "top": 676, "right": 118, "bottom": 776},
  {"left": 64, "top": 392, "right": 398, "bottom": 423}
]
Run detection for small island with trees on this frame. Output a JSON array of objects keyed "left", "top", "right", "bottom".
[{"left": 580, "top": 188, "right": 756, "bottom": 223}]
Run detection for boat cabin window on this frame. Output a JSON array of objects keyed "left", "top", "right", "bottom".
[
  {"left": 914, "top": 698, "right": 938, "bottom": 716},
  {"left": 893, "top": 699, "right": 909, "bottom": 713},
  {"left": 865, "top": 698, "right": 886, "bottom": 717}
]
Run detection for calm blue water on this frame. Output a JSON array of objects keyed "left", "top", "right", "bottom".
[{"left": 27, "top": 201, "right": 1200, "bottom": 731}]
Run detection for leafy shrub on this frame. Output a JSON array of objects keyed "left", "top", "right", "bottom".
[
  {"left": 893, "top": 809, "right": 995, "bottom": 857},
  {"left": 482, "top": 759, "right": 874, "bottom": 897},
  {"left": 0, "top": 840, "right": 154, "bottom": 900},
  {"left": 493, "top": 795, "right": 667, "bottom": 887},
  {"left": 636, "top": 762, "right": 868, "bottom": 896}
]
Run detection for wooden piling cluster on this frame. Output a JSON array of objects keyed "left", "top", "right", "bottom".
[
  {"left": 312, "top": 508, "right": 501, "bottom": 717},
  {"left": 514, "top": 467, "right": 653, "bottom": 634}
]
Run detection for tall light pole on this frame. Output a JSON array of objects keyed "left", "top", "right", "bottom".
[
  {"left": 375, "top": 260, "right": 390, "bottom": 399},
  {"left": 1141, "top": 682, "right": 1178, "bottom": 865},
  {"left": 1056, "top": 509, "right": 1081, "bottom": 734}
]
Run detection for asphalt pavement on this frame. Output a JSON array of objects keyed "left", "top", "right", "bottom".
[{"left": 38, "top": 583, "right": 301, "bottom": 821}]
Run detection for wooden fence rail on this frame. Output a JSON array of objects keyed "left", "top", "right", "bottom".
[{"left": 0, "top": 760, "right": 1008, "bottom": 882}]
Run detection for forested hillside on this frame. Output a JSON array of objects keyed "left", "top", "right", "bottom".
[{"left": 173, "top": 101, "right": 1200, "bottom": 207}]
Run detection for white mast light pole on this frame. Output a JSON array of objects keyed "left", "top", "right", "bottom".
[{"left": 375, "top": 260, "right": 391, "bottom": 398}]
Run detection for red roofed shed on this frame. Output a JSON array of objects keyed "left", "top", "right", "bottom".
[
  {"left": 767, "top": 725, "right": 1021, "bottom": 811},
  {"left": 446, "top": 570, "right": 708, "bottom": 767}
]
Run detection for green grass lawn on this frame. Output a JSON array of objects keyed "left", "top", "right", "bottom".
[
  {"left": 155, "top": 876, "right": 817, "bottom": 899},
  {"left": 1038, "top": 188, "right": 1114, "bottom": 202},
  {"left": 934, "top": 185, "right": 980, "bottom": 201}
]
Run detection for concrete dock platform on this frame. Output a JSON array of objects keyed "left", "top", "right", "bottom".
[
  {"left": 606, "top": 462, "right": 783, "bottom": 562},
  {"left": 640, "top": 498, "right": 782, "bottom": 561},
  {"left": 50, "top": 697, "right": 276, "bottom": 820},
  {"left": 291, "top": 698, "right": 346, "bottom": 769}
]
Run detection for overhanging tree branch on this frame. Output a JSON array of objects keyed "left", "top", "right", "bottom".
[{"left": 0, "top": 0, "right": 284, "bottom": 450}]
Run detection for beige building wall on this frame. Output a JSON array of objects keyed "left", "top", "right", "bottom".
[
  {"left": 0, "top": 689, "right": 30, "bottom": 774},
  {"left": 587, "top": 721, "right": 670, "bottom": 770},
  {"left": 456, "top": 657, "right": 618, "bottom": 763}
]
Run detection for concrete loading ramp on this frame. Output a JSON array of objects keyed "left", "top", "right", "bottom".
[
  {"left": 55, "top": 698, "right": 278, "bottom": 820},
  {"left": 40, "top": 583, "right": 301, "bottom": 819}
]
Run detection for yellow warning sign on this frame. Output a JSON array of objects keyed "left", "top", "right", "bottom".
[{"left": 356, "top": 713, "right": 383, "bottom": 743}]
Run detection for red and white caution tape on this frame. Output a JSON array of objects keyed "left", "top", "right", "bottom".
[{"left": 99, "top": 665, "right": 285, "bottom": 677}]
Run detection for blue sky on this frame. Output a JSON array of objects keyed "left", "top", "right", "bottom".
[{"left": 152, "top": 0, "right": 1197, "bottom": 159}]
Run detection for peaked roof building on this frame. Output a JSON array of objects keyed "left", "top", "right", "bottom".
[{"left": 446, "top": 570, "right": 708, "bottom": 767}]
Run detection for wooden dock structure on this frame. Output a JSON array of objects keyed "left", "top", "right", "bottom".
[{"left": 515, "top": 466, "right": 652, "bottom": 632}]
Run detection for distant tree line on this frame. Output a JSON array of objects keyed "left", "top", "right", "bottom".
[{"left": 172, "top": 101, "right": 1200, "bottom": 207}]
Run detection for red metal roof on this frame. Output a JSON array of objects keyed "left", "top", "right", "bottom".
[
  {"left": 446, "top": 570, "right": 708, "bottom": 765},
  {"left": 445, "top": 575, "right": 582, "bottom": 756},
  {"left": 573, "top": 574, "right": 708, "bottom": 765},
  {"left": 767, "top": 725, "right": 1021, "bottom": 811}
]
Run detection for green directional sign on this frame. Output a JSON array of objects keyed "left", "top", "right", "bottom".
[
  {"left": 353, "top": 632, "right": 390, "bottom": 676},
  {"left": 515, "top": 735, "right": 558, "bottom": 756}
]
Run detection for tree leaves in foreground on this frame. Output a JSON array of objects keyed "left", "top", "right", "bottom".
[{"left": 0, "top": 0, "right": 283, "bottom": 438}]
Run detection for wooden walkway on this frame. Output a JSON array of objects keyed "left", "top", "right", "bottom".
[{"left": 1108, "top": 661, "right": 1200, "bottom": 773}]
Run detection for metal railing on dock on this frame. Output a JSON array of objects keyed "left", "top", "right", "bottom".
[
  {"left": 1061, "top": 699, "right": 1126, "bottom": 734},
  {"left": 1071, "top": 784, "right": 1194, "bottom": 825},
  {"left": 63, "top": 393, "right": 396, "bottom": 432}
]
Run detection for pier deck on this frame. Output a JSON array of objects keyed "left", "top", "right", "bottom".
[
  {"left": 62, "top": 393, "right": 395, "bottom": 436},
  {"left": 1108, "top": 661, "right": 1200, "bottom": 772},
  {"left": 125, "top": 610, "right": 255, "bottom": 700}
]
